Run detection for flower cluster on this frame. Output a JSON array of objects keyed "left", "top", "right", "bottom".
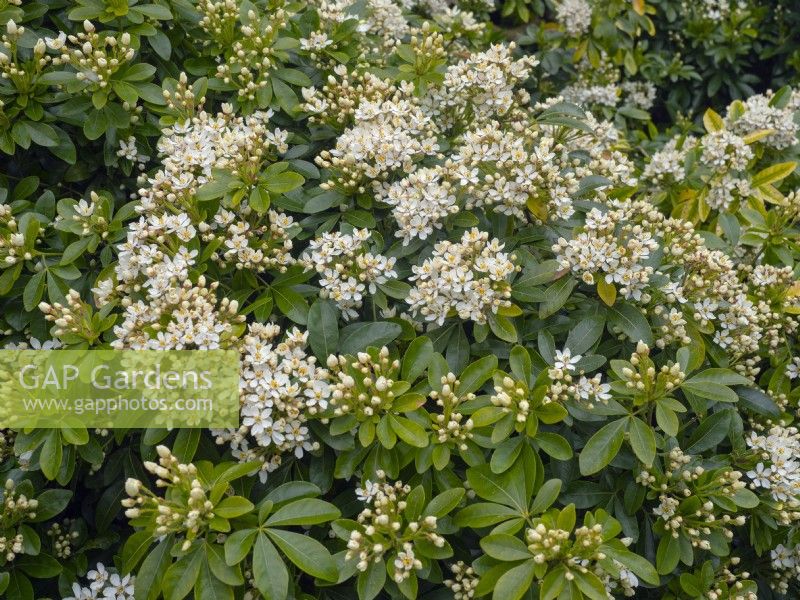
[
  {"left": 110, "top": 276, "right": 243, "bottom": 351},
  {"left": 407, "top": 228, "right": 518, "bottom": 325},
  {"left": 301, "top": 229, "right": 397, "bottom": 319},
  {"left": 554, "top": 0, "right": 593, "bottom": 37},
  {"left": 554, "top": 201, "right": 659, "bottom": 302},
  {"left": 746, "top": 425, "right": 800, "bottom": 507},
  {"left": 64, "top": 564, "right": 135, "bottom": 600},
  {"left": 316, "top": 87, "right": 439, "bottom": 193},
  {"left": 522, "top": 508, "right": 641, "bottom": 596},
  {"left": 725, "top": 90, "right": 800, "bottom": 150},
  {"left": 213, "top": 324, "right": 328, "bottom": 482},
  {"left": 0, "top": 203, "right": 27, "bottom": 268},
  {"left": 638, "top": 447, "right": 748, "bottom": 552},
  {"left": 770, "top": 543, "right": 800, "bottom": 595},
  {"left": 206, "top": 4, "right": 289, "bottom": 105}
]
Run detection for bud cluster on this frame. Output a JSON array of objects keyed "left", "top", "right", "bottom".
[
  {"left": 0, "top": 479, "right": 38, "bottom": 562},
  {"left": 429, "top": 373, "right": 475, "bottom": 450},
  {"left": 50, "top": 21, "right": 135, "bottom": 90},
  {"left": 122, "top": 445, "right": 214, "bottom": 551},
  {"left": 346, "top": 474, "right": 446, "bottom": 583},
  {"left": 326, "top": 346, "right": 406, "bottom": 420}
]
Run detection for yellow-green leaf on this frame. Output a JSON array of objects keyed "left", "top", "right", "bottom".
[
  {"left": 752, "top": 162, "right": 797, "bottom": 187},
  {"left": 597, "top": 278, "right": 617, "bottom": 306},
  {"left": 702, "top": 108, "right": 724, "bottom": 133}
]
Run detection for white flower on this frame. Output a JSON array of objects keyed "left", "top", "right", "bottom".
[
  {"left": 355, "top": 480, "right": 379, "bottom": 502},
  {"left": 554, "top": 348, "right": 581, "bottom": 371},
  {"left": 771, "top": 544, "right": 796, "bottom": 569},
  {"left": 45, "top": 31, "right": 66, "bottom": 50},
  {"left": 785, "top": 358, "right": 800, "bottom": 380},
  {"left": 746, "top": 463, "right": 772, "bottom": 489}
]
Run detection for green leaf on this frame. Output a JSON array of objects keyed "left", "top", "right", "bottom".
[
  {"left": 488, "top": 313, "right": 518, "bottom": 342},
  {"left": 608, "top": 302, "right": 653, "bottom": 346},
  {"left": 574, "top": 570, "right": 611, "bottom": 600},
  {"left": 357, "top": 559, "right": 386, "bottom": 600},
  {"left": 198, "top": 549, "right": 235, "bottom": 600},
  {"left": 338, "top": 322, "right": 402, "bottom": 354},
  {"left": 752, "top": 162, "right": 796, "bottom": 187},
  {"left": 402, "top": 336, "right": 433, "bottom": 382},
  {"left": 39, "top": 430, "right": 62, "bottom": 480},
  {"left": 172, "top": 429, "right": 200, "bottom": 463},
  {"left": 458, "top": 355, "right": 498, "bottom": 395},
  {"left": 307, "top": 299, "right": 339, "bottom": 360},
  {"left": 603, "top": 546, "right": 659, "bottom": 586},
  {"left": 732, "top": 488, "right": 759, "bottom": 508},
  {"left": 656, "top": 403, "right": 679, "bottom": 437},
  {"left": 265, "top": 498, "right": 340, "bottom": 527},
  {"left": 492, "top": 559, "right": 535, "bottom": 600},
  {"left": 134, "top": 536, "right": 173, "bottom": 600},
  {"left": 702, "top": 108, "right": 724, "bottom": 132},
  {"left": 215, "top": 496, "right": 254, "bottom": 518},
  {"left": 530, "top": 479, "right": 562, "bottom": 514},
  {"left": 224, "top": 529, "right": 257, "bottom": 566},
  {"left": 565, "top": 316, "right": 604, "bottom": 355},
  {"left": 24, "top": 122, "right": 58, "bottom": 147},
  {"left": 95, "top": 482, "right": 124, "bottom": 532},
  {"left": 83, "top": 110, "right": 108, "bottom": 140},
  {"left": 685, "top": 369, "right": 751, "bottom": 386},
  {"left": 508, "top": 345, "right": 531, "bottom": 383},
  {"left": 265, "top": 171, "right": 304, "bottom": 194},
  {"left": 656, "top": 533, "right": 681, "bottom": 575},
  {"left": 272, "top": 78, "right": 298, "bottom": 113},
  {"left": 685, "top": 410, "right": 732, "bottom": 454},
  {"left": 539, "top": 277, "right": 576, "bottom": 318},
  {"left": 272, "top": 286, "right": 309, "bottom": 325},
  {"left": 628, "top": 417, "right": 656, "bottom": 466},
  {"left": 23, "top": 270, "right": 45, "bottom": 312},
  {"left": 535, "top": 432, "right": 572, "bottom": 460},
  {"left": 466, "top": 463, "right": 527, "bottom": 513},
  {"left": 61, "top": 236, "right": 93, "bottom": 265},
  {"left": 273, "top": 68, "right": 313, "bottom": 87},
  {"left": 455, "top": 502, "right": 520, "bottom": 527},
  {"left": 480, "top": 534, "right": 531, "bottom": 561},
  {"left": 266, "top": 528, "right": 337, "bottom": 581},
  {"left": 388, "top": 415, "right": 428, "bottom": 448},
  {"left": 424, "top": 488, "right": 464, "bottom": 517},
  {"left": 579, "top": 418, "right": 627, "bottom": 476},
  {"left": 253, "top": 534, "right": 289, "bottom": 600},
  {"left": 121, "top": 530, "right": 153, "bottom": 573},
  {"left": 163, "top": 548, "right": 203, "bottom": 600},
  {"left": 16, "top": 553, "right": 61, "bottom": 578},
  {"left": 136, "top": 4, "right": 173, "bottom": 19},
  {"left": 121, "top": 63, "right": 157, "bottom": 81},
  {"left": 734, "top": 386, "right": 780, "bottom": 416},
  {"left": 6, "top": 572, "right": 32, "bottom": 600},
  {"left": 682, "top": 382, "right": 738, "bottom": 403}
]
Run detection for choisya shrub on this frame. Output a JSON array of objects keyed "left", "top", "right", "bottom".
[{"left": 0, "top": 1, "right": 799, "bottom": 600}]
